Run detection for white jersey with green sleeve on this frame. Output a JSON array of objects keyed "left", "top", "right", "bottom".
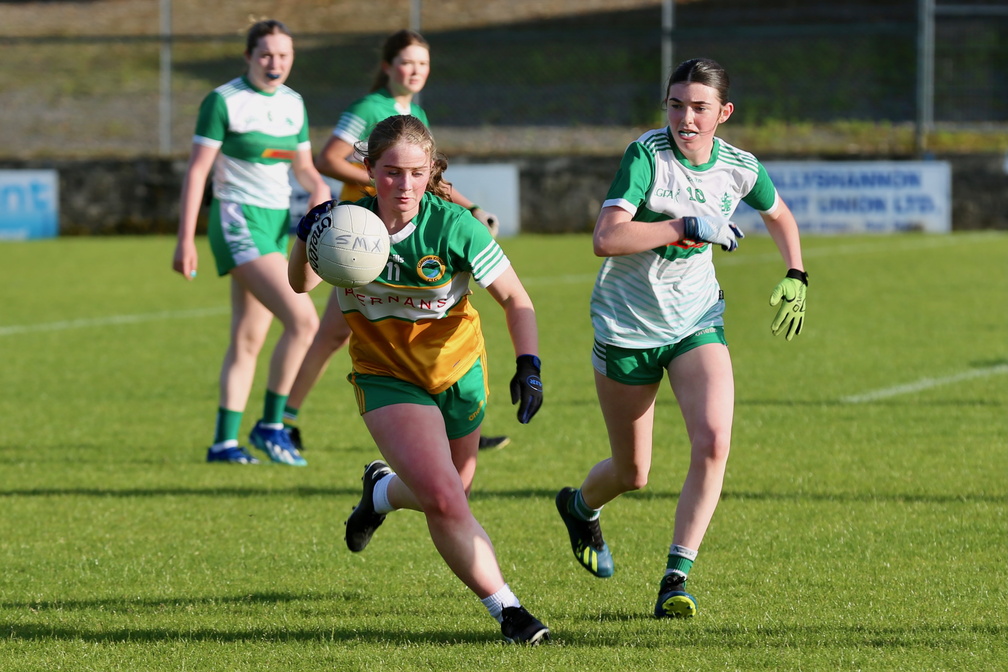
[
  {"left": 332, "top": 88, "right": 430, "bottom": 144},
  {"left": 193, "top": 76, "right": 311, "bottom": 210},
  {"left": 591, "top": 128, "right": 779, "bottom": 348}
]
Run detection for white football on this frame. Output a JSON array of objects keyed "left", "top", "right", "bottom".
[{"left": 306, "top": 203, "right": 390, "bottom": 288}]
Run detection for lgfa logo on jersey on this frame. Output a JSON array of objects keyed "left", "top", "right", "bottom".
[{"left": 417, "top": 255, "right": 446, "bottom": 282}]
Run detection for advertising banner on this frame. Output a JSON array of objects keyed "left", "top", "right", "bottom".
[
  {"left": 731, "top": 161, "right": 951, "bottom": 234},
  {"left": 0, "top": 170, "right": 59, "bottom": 240}
]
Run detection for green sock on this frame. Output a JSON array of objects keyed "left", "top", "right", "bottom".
[
  {"left": 213, "top": 408, "right": 243, "bottom": 445},
  {"left": 263, "top": 390, "right": 287, "bottom": 425},
  {"left": 666, "top": 544, "right": 698, "bottom": 577},
  {"left": 283, "top": 405, "right": 300, "bottom": 427},
  {"left": 571, "top": 488, "right": 602, "bottom": 521}
]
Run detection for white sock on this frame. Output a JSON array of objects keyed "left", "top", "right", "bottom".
[
  {"left": 480, "top": 583, "right": 519, "bottom": 623},
  {"left": 210, "top": 440, "right": 238, "bottom": 452},
  {"left": 669, "top": 544, "right": 698, "bottom": 561},
  {"left": 372, "top": 473, "right": 396, "bottom": 514}
]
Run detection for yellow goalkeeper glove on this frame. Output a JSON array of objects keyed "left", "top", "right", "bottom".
[{"left": 769, "top": 269, "right": 808, "bottom": 341}]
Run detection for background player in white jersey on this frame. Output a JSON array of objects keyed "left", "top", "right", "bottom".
[
  {"left": 288, "top": 115, "right": 549, "bottom": 645},
  {"left": 555, "top": 57, "right": 808, "bottom": 618},
  {"left": 172, "top": 19, "right": 331, "bottom": 466},
  {"left": 283, "top": 29, "right": 509, "bottom": 453}
]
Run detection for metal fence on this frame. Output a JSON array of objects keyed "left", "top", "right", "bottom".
[{"left": 2, "top": 0, "right": 1007, "bottom": 158}]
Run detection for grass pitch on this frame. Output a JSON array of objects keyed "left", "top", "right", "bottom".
[{"left": 1, "top": 232, "right": 1006, "bottom": 670}]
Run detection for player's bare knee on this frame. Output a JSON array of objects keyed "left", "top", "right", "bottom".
[
  {"left": 616, "top": 465, "right": 649, "bottom": 492},
  {"left": 289, "top": 312, "right": 320, "bottom": 344},
  {"left": 419, "top": 487, "right": 470, "bottom": 521},
  {"left": 691, "top": 435, "right": 731, "bottom": 465}
]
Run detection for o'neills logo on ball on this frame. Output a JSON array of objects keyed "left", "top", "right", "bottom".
[
  {"left": 417, "top": 255, "right": 446, "bottom": 282},
  {"left": 307, "top": 211, "right": 332, "bottom": 270}
]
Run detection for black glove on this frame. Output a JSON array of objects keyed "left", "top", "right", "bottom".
[
  {"left": 509, "top": 355, "right": 543, "bottom": 424},
  {"left": 296, "top": 201, "right": 333, "bottom": 242}
]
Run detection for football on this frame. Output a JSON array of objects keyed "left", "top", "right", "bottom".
[{"left": 306, "top": 203, "right": 390, "bottom": 288}]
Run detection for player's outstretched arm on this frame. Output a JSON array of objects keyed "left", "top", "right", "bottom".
[
  {"left": 315, "top": 136, "right": 371, "bottom": 186},
  {"left": 288, "top": 202, "right": 331, "bottom": 293},
  {"left": 486, "top": 267, "right": 542, "bottom": 423},
  {"left": 592, "top": 207, "right": 742, "bottom": 256},
  {"left": 760, "top": 200, "right": 807, "bottom": 341}
]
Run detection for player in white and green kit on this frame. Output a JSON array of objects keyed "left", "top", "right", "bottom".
[
  {"left": 555, "top": 58, "right": 809, "bottom": 618},
  {"left": 289, "top": 115, "right": 549, "bottom": 645},
  {"left": 172, "top": 20, "right": 331, "bottom": 466}
]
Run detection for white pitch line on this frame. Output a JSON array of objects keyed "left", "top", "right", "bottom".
[
  {"left": 0, "top": 234, "right": 993, "bottom": 338},
  {"left": 840, "top": 364, "right": 1008, "bottom": 403},
  {"left": 0, "top": 306, "right": 229, "bottom": 337},
  {"left": 0, "top": 295, "right": 340, "bottom": 338}
]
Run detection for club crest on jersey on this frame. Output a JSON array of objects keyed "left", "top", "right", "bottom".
[
  {"left": 417, "top": 255, "right": 446, "bottom": 282},
  {"left": 719, "top": 192, "right": 734, "bottom": 215}
]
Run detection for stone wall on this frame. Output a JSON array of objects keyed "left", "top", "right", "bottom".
[{"left": 2, "top": 154, "right": 1006, "bottom": 236}]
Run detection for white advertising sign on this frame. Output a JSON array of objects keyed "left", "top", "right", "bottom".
[
  {"left": 443, "top": 164, "right": 520, "bottom": 238},
  {"left": 731, "top": 161, "right": 951, "bottom": 234}
]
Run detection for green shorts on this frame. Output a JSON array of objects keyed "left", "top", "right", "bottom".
[
  {"left": 207, "top": 199, "right": 290, "bottom": 276},
  {"left": 347, "top": 359, "right": 488, "bottom": 440},
  {"left": 592, "top": 326, "right": 728, "bottom": 385}
]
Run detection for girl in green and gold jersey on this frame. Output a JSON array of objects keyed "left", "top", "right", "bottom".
[
  {"left": 289, "top": 115, "right": 549, "bottom": 645},
  {"left": 284, "top": 29, "right": 508, "bottom": 453}
]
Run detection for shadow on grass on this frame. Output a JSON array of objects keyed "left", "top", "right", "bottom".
[
  {"left": 565, "top": 619, "right": 1008, "bottom": 650},
  {"left": 1, "top": 590, "right": 495, "bottom": 645},
  {"left": 0, "top": 622, "right": 493, "bottom": 646},
  {"left": 0, "top": 485, "right": 361, "bottom": 498},
  {"left": 0, "top": 443, "right": 378, "bottom": 463},
  {"left": 1, "top": 615, "right": 1004, "bottom": 648},
  {"left": 0, "top": 485, "right": 1003, "bottom": 504},
  {"left": 3, "top": 590, "right": 327, "bottom": 612}
]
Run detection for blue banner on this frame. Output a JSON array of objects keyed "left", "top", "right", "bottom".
[{"left": 0, "top": 170, "right": 59, "bottom": 240}]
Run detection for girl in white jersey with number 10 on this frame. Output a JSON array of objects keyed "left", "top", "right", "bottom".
[
  {"left": 555, "top": 57, "right": 809, "bottom": 618},
  {"left": 172, "top": 20, "right": 331, "bottom": 466}
]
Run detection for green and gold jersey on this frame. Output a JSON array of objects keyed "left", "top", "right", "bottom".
[
  {"left": 591, "top": 129, "right": 779, "bottom": 348},
  {"left": 339, "top": 193, "right": 508, "bottom": 394},
  {"left": 194, "top": 76, "right": 311, "bottom": 210}
]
